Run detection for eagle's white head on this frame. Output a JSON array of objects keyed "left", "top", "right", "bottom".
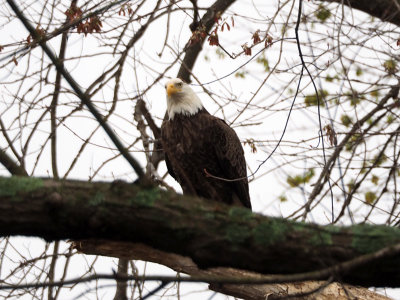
[{"left": 165, "top": 78, "right": 203, "bottom": 120}]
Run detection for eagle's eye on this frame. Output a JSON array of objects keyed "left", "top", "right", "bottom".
[{"left": 176, "top": 82, "right": 183, "bottom": 88}]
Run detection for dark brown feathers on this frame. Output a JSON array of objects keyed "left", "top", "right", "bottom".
[{"left": 161, "top": 109, "right": 251, "bottom": 209}]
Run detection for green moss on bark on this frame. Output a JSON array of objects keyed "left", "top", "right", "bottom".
[
  {"left": 308, "top": 230, "right": 333, "bottom": 246},
  {"left": 132, "top": 187, "right": 161, "bottom": 207},
  {"left": 228, "top": 206, "right": 253, "bottom": 220},
  {"left": 253, "top": 219, "right": 290, "bottom": 246},
  {"left": 225, "top": 224, "right": 250, "bottom": 243},
  {"left": 0, "top": 176, "right": 43, "bottom": 198},
  {"left": 351, "top": 224, "right": 400, "bottom": 253}
]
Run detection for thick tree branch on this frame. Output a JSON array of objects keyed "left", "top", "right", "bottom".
[
  {"left": 317, "top": 0, "right": 400, "bottom": 27},
  {"left": 177, "top": 0, "right": 236, "bottom": 82},
  {"left": 113, "top": 258, "right": 128, "bottom": 300},
  {"left": 2, "top": 176, "right": 400, "bottom": 287},
  {"left": 74, "top": 240, "right": 391, "bottom": 300},
  {"left": 0, "top": 149, "right": 27, "bottom": 176}
]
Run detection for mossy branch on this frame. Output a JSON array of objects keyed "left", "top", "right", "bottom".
[{"left": 1, "top": 176, "right": 400, "bottom": 287}]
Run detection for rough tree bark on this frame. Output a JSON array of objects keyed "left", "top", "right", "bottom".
[
  {"left": 74, "top": 240, "right": 391, "bottom": 300},
  {"left": 1, "top": 176, "right": 400, "bottom": 288}
]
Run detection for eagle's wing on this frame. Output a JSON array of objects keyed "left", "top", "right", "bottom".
[
  {"left": 211, "top": 118, "right": 251, "bottom": 209},
  {"left": 164, "top": 152, "right": 177, "bottom": 180},
  {"left": 161, "top": 121, "right": 177, "bottom": 181}
]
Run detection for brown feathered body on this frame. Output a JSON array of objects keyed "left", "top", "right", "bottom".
[{"left": 161, "top": 108, "right": 251, "bottom": 209}]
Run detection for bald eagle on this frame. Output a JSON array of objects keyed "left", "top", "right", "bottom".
[{"left": 161, "top": 78, "right": 251, "bottom": 209}]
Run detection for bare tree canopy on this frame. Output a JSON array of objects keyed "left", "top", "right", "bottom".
[{"left": 1, "top": 0, "right": 400, "bottom": 299}]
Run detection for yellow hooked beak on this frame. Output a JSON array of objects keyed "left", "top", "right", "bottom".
[{"left": 166, "top": 83, "right": 181, "bottom": 97}]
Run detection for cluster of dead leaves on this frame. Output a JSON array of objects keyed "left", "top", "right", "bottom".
[
  {"left": 207, "top": 15, "right": 234, "bottom": 47},
  {"left": 65, "top": 3, "right": 82, "bottom": 22},
  {"left": 244, "top": 139, "right": 258, "bottom": 153},
  {"left": 189, "top": 14, "right": 235, "bottom": 47},
  {"left": 324, "top": 124, "right": 337, "bottom": 146},
  {"left": 241, "top": 31, "right": 273, "bottom": 56},
  {"left": 65, "top": 4, "right": 102, "bottom": 36},
  {"left": 192, "top": 11, "right": 273, "bottom": 58},
  {"left": 76, "top": 16, "right": 102, "bottom": 36},
  {"left": 118, "top": 3, "right": 134, "bottom": 16}
]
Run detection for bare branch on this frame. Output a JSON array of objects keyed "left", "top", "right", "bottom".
[
  {"left": 5, "top": 0, "right": 145, "bottom": 180},
  {"left": 0, "top": 149, "right": 27, "bottom": 176}
]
